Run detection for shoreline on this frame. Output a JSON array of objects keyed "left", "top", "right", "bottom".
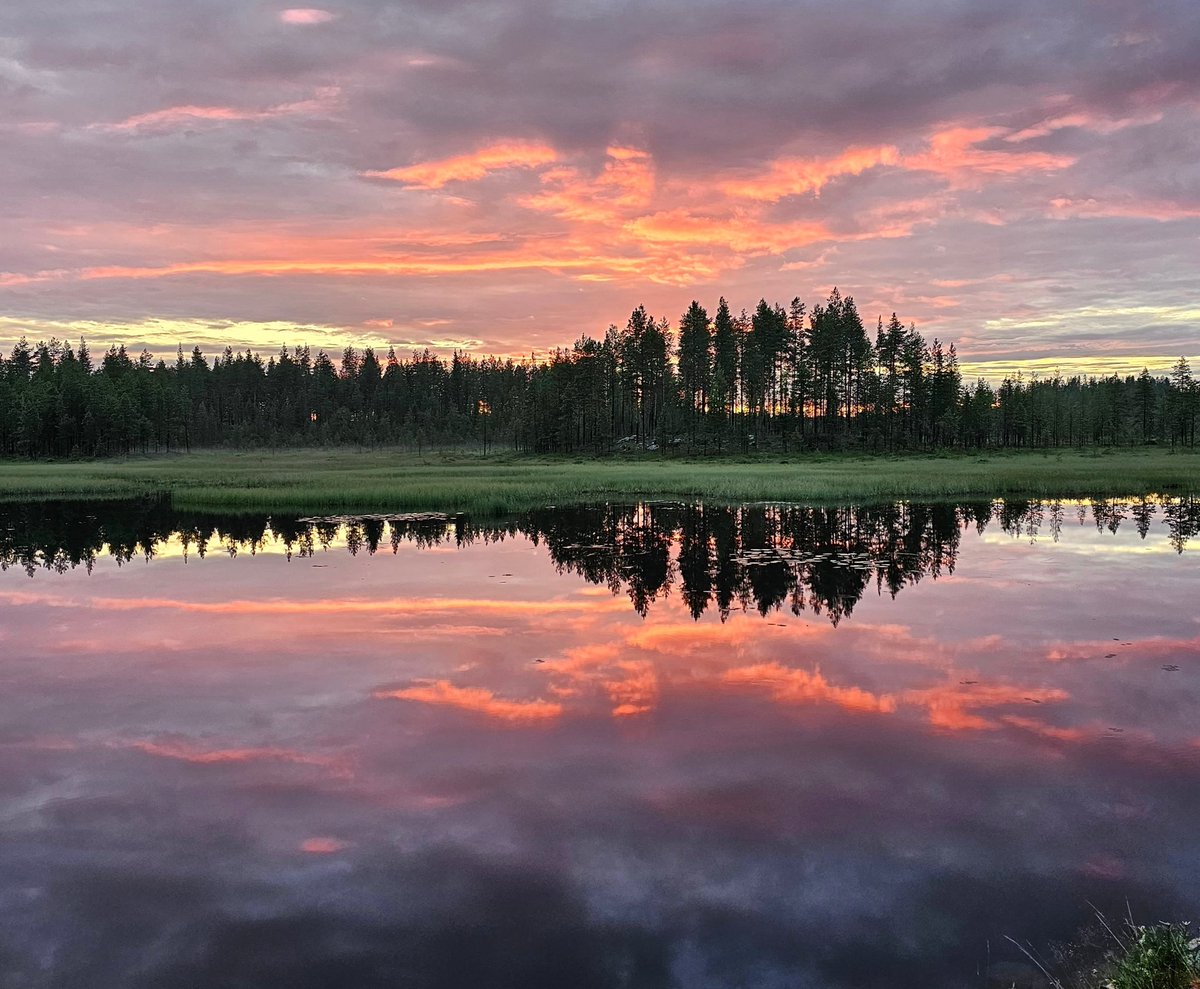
[{"left": 0, "top": 448, "right": 1197, "bottom": 514}]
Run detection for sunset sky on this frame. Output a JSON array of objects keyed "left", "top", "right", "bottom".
[{"left": 2, "top": 0, "right": 1197, "bottom": 378}]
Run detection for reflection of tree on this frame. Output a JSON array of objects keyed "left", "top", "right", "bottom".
[
  {"left": 1164, "top": 495, "right": 1200, "bottom": 554},
  {"left": 677, "top": 506, "right": 713, "bottom": 620},
  {"left": 1091, "top": 498, "right": 1126, "bottom": 535},
  {"left": 0, "top": 495, "right": 1193, "bottom": 620},
  {"left": 623, "top": 513, "right": 672, "bottom": 617},
  {"left": 1132, "top": 497, "right": 1155, "bottom": 540}
]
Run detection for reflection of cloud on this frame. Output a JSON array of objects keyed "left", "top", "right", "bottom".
[
  {"left": 4, "top": 497, "right": 1200, "bottom": 989},
  {"left": 627, "top": 620, "right": 821, "bottom": 656},
  {"left": 299, "top": 836, "right": 349, "bottom": 853},
  {"left": 118, "top": 737, "right": 337, "bottom": 769},
  {"left": 605, "top": 661, "right": 659, "bottom": 717},
  {"left": 376, "top": 680, "right": 563, "bottom": 723},
  {"left": 905, "top": 682, "right": 1069, "bottom": 731},
  {"left": 279, "top": 8, "right": 337, "bottom": 25},
  {"left": 1046, "top": 634, "right": 1200, "bottom": 663},
  {"left": 723, "top": 662, "right": 897, "bottom": 714},
  {"left": 1001, "top": 715, "right": 1087, "bottom": 742},
  {"left": 538, "top": 643, "right": 658, "bottom": 717},
  {"left": 7, "top": 591, "right": 625, "bottom": 619}
]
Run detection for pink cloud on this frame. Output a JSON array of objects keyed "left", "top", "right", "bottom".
[
  {"left": 904, "top": 125, "right": 1076, "bottom": 186},
  {"left": 300, "top": 837, "right": 349, "bottom": 853},
  {"left": 280, "top": 8, "right": 337, "bottom": 25},
  {"left": 1047, "top": 196, "right": 1200, "bottom": 222},
  {"left": 903, "top": 682, "right": 1069, "bottom": 732},
  {"left": 723, "top": 662, "right": 898, "bottom": 714},
  {"left": 721, "top": 145, "right": 901, "bottom": 202},
  {"left": 1006, "top": 109, "right": 1163, "bottom": 143},
  {"left": 94, "top": 88, "right": 339, "bottom": 134},
  {"left": 119, "top": 737, "right": 335, "bottom": 768},
  {"left": 375, "top": 680, "right": 563, "bottom": 724},
  {"left": 365, "top": 142, "right": 560, "bottom": 189}
]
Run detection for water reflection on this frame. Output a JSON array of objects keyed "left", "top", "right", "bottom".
[
  {"left": 0, "top": 497, "right": 1197, "bottom": 988},
  {"left": 3, "top": 495, "right": 1198, "bottom": 623}
]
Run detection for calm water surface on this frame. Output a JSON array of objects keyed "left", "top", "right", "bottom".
[{"left": 1, "top": 498, "right": 1198, "bottom": 988}]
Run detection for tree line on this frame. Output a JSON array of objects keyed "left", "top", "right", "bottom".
[{"left": 0, "top": 288, "right": 1196, "bottom": 457}]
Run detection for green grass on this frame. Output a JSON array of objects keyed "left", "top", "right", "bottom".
[
  {"left": 0, "top": 447, "right": 1197, "bottom": 514},
  {"left": 1108, "top": 923, "right": 1200, "bottom": 989},
  {"left": 1033, "top": 918, "right": 1200, "bottom": 989}
]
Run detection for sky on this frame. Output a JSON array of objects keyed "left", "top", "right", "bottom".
[{"left": 1, "top": 0, "right": 1198, "bottom": 379}]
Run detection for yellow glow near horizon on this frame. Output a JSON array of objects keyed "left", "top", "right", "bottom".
[
  {"left": 959, "top": 354, "right": 1190, "bottom": 383},
  {"left": 1, "top": 315, "right": 1192, "bottom": 377}
]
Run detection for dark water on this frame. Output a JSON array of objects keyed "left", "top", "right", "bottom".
[{"left": 1, "top": 497, "right": 1198, "bottom": 988}]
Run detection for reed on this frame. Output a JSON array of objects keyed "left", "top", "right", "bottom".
[{"left": 0, "top": 448, "right": 1196, "bottom": 514}]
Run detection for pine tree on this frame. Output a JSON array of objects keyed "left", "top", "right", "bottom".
[{"left": 677, "top": 300, "right": 711, "bottom": 445}]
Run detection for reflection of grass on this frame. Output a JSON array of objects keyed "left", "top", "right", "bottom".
[{"left": 0, "top": 448, "right": 1197, "bottom": 514}]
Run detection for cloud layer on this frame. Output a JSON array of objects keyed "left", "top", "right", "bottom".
[{"left": 1, "top": 0, "right": 1198, "bottom": 365}]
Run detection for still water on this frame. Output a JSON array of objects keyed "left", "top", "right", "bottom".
[{"left": 1, "top": 497, "right": 1198, "bottom": 988}]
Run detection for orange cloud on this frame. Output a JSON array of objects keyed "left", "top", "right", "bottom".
[
  {"left": 906, "top": 126, "right": 1075, "bottom": 185},
  {"left": 904, "top": 681, "right": 1069, "bottom": 732},
  {"left": 1047, "top": 196, "right": 1200, "bottom": 221},
  {"left": 721, "top": 145, "right": 901, "bottom": 202},
  {"left": 80, "top": 592, "right": 627, "bottom": 619},
  {"left": 538, "top": 643, "right": 659, "bottom": 717},
  {"left": 722, "top": 126, "right": 1073, "bottom": 204},
  {"left": 605, "top": 661, "right": 659, "bottom": 717},
  {"left": 94, "top": 88, "right": 339, "bottom": 134},
  {"left": 521, "top": 146, "right": 655, "bottom": 222},
  {"left": 1001, "top": 715, "right": 1087, "bottom": 742},
  {"left": 1005, "top": 110, "right": 1162, "bottom": 142},
  {"left": 1046, "top": 634, "right": 1200, "bottom": 662},
  {"left": 6, "top": 117, "right": 1086, "bottom": 298},
  {"left": 365, "top": 142, "right": 560, "bottom": 189},
  {"left": 376, "top": 680, "right": 563, "bottom": 723},
  {"left": 1, "top": 112, "right": 1113, "bottom": 307},
  {"left": 626, "top": 620, "right": 822, "bottom": 658},
  {"left": 120, "top": 738, "right": 334, "bottom": 767},
  {"left": 723, "top": 662, "right": 897, "bottom": 714},
  {"left": 299, "top": 837, "right": 349, "bottom": 853},
  {"left": 0, "top": 249, "right": 659, "bottom": 286},
  {"left": 626, "top": 210, "right": 830, "bottom": 254}
]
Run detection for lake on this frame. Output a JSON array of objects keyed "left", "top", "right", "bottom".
[{"left": 1, "top": 497, "right": 1198, "bottom": 988}]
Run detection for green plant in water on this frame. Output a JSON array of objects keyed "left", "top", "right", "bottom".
[
  {"left": 1108, "top": 923, "right": 1200, "bottom": 989},
  {"left": 1012, "top": 917, "right": 1200, "bottom": 989}
]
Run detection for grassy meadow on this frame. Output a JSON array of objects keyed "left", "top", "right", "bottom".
[{"left": 0, "top": 447, "right": 1196, "bottom": 514}]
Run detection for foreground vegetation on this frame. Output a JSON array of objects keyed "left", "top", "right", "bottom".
[
  {"left": 0, "top": 447, "right": 1196, "bottom": 514},
  {"left": 1034, "top": 919, "right": 1200, "bottom": 989}
]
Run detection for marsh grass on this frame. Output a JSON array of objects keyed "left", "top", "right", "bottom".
[
  {"left": 1108, "top": 924, "right": 1200, "bottom": 989},
  {"left": 1011, "top": 916, "right": 1200, "bottom": 989},
  {"left": 0, "top": 448, "right": 1197, "bottom": 514}
]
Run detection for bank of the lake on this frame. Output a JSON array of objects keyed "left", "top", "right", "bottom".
[{"left": 0, "top": 448, "right": 1197, "bottom": 514}]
